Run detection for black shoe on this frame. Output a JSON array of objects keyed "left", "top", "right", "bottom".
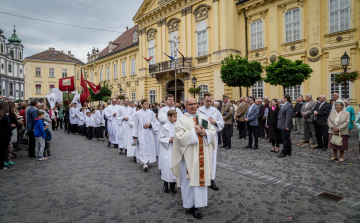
[
  {"left": 133, "top": 157, "right": 137, "bottom": 162},
  {"left": 252, "top": 146, "right": 258, "bottom": 149},
  {"left": 278, "top": 153, "right": 286, "bottom": 158},
  {"left": 163, "top": 181, "right": 169, "bottom": 193},
  {"left": 114, "top": 144, "right": 118, "bottom": 148},
  {"left": 322, "top": 148, "right": 328, "bottom": 151},
  {"left": 220, "top": 145, "right": 226, "bottom": 148},
  {"left": 67, "top": 132, "right": 70, "bottom": 134},
  {"left": 190, "top": 207, "right": 202, "bottom": 219},
  {"left": 170, "top": 182, "right": 177, "bottom": 193},
  {"left": 244, "top": 145, "right": 252, "bottom": 149},
  {"left": 209, "top": 180, "right": 219, "bottom": 191},
  {"left": 225, "top": 146, "right": 231, "bottom": 149},
  {"left": 107, "top": 141, "right": 111, "bottom": 147},
  {"left": 314, "top": 146, "right": 323, "bottom": 149},
  {"left": 270, "top": 149, "right": 275, "bottom": 152}
]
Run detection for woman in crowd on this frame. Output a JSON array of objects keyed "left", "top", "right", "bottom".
[
  {"left": 328, "top": 102, "right": 350, "bottom": 162},
  {"left": 0, "top": 102, "right": 13, "bottom": 170},
  {"left": 19, "top": 103, "right": 27, "bottom": 143},
  {"left": 343, "top": 99, "right": 355, "bottom": 136},
  {"left": 7, "top": 102, "right": 18, "bottom": 164},
  {"left": 58, "top": 103, "right": 64, "bottom": 130},
  {"left": 50, "top": 106, "right": 59, "bottom": 130},
  {"left": 266, "top": 99, "right": 282, "bottom": 153}
]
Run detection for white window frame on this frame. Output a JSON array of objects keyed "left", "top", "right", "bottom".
[
  {"left": 329, "top": 72, "right": 351, "bottom": 99},
  {"left": 62, "top": 69, "right": 67, "bottom": 78},
  {"left": 148, "top": 40, "right": 155, "bottom": 65},
  {"left": 106, "top": 66, "right": 110, "bottom": 80},
  {"left": 100, "top": 69, "right": 103, "bottom": 82},
  {"left": 35, "top": 67, "right": 41, "bottom": 77},
  {"left": 284, "top": 8, "right": 301, "bottom": 43},
  {"left": 285, "top": 85, "right": 302, "bottom": 101},
  {"left": 149, "top": 90, "right": 156, "bottom": 103},
  {"left": 49, "top": 68, "right": 54, "bottom": 77},
  {"left": 131, "top": 92, "right": 136, "bottom": 100},
  {"left": 329, "top": 0, "right": 351, "bottom": 33},
  {"left": 250, "top": 20, "right": 264, "bottom": 50},
  {"left": 131, "top": 59, "right": 135, "bottom": 75},
  {"left": 251, "top": 81, "right": 264, "bottom": 99},
  {"left": 197, "top": 21, "right": 208, "bottom": 57},
  {"left": 122, "top": 62, "right": 126, "bottom": 77},
  {"left": 198, "top": 84, "right": 208, "bottom": 101},
  {"left": 91, "top": 71, "right": 94, "bottom": 83},
  {"left": 114, "top": 64, "right": 117, "bottom": 79},
  {"left": 36, "top": 84, "right": 41, "bottom": 94},
  {"left": 169, "top": 32, "right": 178, "bottom": 58}
]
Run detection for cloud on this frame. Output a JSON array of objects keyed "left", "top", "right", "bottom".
[{"left": 1, "top": 0, "right": 143, "bottom": 63}]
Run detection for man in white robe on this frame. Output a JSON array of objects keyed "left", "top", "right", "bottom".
[
  {"left": 69, "top": 103, "right": 80, "bottom": 134},
  {"left": 105, "top": 98, "right": 120, "bottom": 148},
  {"left": 132, "top": 99, "right": 158, "bottom": 171},
  {"left": 128, "top": 105, "right": 141, "bottom": 162},
  {"left": 116, "top": 98, "right": 134, "bottom": 154},
  {"left": 158, "top": 94, "right": 183, "bottom": 169},
  {"left": 171, "top": 97, "right": 216, "bottom": 219},
  {"left": 197, "top": 92, "right": 224, "bottom": 191},
  {"left": 94, "top": 105, "right": 106, "bottom": 140}
]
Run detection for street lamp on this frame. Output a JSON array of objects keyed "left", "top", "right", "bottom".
[
  {"left": 119, "top": 88, "right": 123, "bottom": 94},
  {"left": 191, "top": 76, "right": 197, "bottom": 98},
  {"left": 341, "top": 51, "right": 350, "bottom": 72}
]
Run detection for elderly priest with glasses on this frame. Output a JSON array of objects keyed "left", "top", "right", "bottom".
[{"left": 171, "top": 97, "right": 216, "bottom": 219}]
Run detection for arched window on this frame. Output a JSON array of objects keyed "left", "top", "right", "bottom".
[
  {"left": 9, "top": 83, "right": 13, "bottom": 95},
  {"left": 149, "top": 90, "right": 156, "bottom": 103},
  {"left": 197, "top": 21, "right": 208, "bottom": 56},
  {"left": 148, "top": 40, "right": 155, "bottom": 65},
  {"left": 169, "top": 32, "right": 178, "bottom": 58},
  {"left": 198, "top": 84, "right": 208, "bottom": 101}
]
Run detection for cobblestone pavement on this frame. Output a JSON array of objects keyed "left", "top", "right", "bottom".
[{"left": 1, "top": 128, "right": 360, "bottom": 223}]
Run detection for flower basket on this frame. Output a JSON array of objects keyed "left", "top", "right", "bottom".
[
  {"left": 118, "top": 95, "right": 125, "bottom": 100},
  {"left": 334, "top": 71, "right": 360, "bottom": 84},
  {"left": 188, "top": 87, "right": 201, "bottom": 95}
]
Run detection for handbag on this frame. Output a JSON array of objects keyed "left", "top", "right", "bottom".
[{"left": 330, "top": 131, "right": 342, "bottom": 146}]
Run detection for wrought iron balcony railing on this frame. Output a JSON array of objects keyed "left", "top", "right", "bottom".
[{"left": 149, "top": 57, "right": 192, "bottom": 74}]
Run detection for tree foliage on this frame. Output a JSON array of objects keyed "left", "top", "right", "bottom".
[
  {"left": 220, "top": 54, "right": 263, "bottom": 96},
  {"left": 89, "top": 81, "right": 112, "bottom": 102},
  {"left": 264, "top": 56, "right": 313, "bottom": 95}
]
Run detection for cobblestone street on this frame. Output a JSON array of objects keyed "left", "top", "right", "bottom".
[{"left": 1, "top": 129, "right": 360, "bottom": 223}]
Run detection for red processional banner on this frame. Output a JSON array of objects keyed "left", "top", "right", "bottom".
[
  {"left": 59, "top": 76, "right": 75, "bottom": 92},
  {"left": 80, "top": 74, "right": 90, "bottom": 105}
]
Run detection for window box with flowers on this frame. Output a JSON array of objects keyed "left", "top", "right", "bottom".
[
  {"left": 333, "top": 71, "right": 360, "bottom": 84},
  {"left": 188, "top": 87, "right": 201, "bottom": 95}
]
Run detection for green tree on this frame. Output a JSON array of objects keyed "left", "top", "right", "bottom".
[
  {"left": 220, "top": 54, "right": 263, "bottom": 97},
  {"left": 89, "top": 81, "right": 112, "bottom": 103},
  {"left": 264, "top": 56, "right": 313, "bottom": 95}
]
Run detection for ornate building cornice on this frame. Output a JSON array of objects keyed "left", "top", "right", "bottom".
[{"left": 193, "top": 4, "right": 211, "bottom": 22}]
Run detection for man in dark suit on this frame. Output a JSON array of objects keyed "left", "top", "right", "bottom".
[
  {"left": 244, "top": 96, "right": 259, "bottom": 149},
  {"left": 220, "top": 95, "right": 234, "bottom": 149},
  {"left": 277, "top": 94, "right": 293, "bottom": 158},
  {"left": 256, "top": 99, "right": 265, "bottom": 138},
  {"left": 313, "top": 95, "right": 332, "bottom": 151},
  {"left": 26, "top": 99, "right": 39, "bottom": 158}
]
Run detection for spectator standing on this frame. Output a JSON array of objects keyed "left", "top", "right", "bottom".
[
  {"left": 0, "top": 102, "right": 12, "bottom": 170},
  {"left": 63, "top": 104, "right": 71, "bottom": 133},
  {"left": 343, "top": 99, "right": 355, "bottom": 135},
  {"left": 266, "top": 99, "right": 282, "bottom": 153},
  {"left": 263, "top": 96, "right": 270, "bottom": 139},
  {"left": 331, "top": 93, "right": 344, "bottom": 111},
  {"left": 235, "top": 97, "right": 249, "bottom": 139},
  {"left": 301, "top": 94, "right": 317, "bottom": 145},
  {"left": 354, "top": 112, "right": 360, "bottom": 159},
  {"left": 39, "top": 104, "right": 51, "bottom": 124},
  {"left": 26, "top": 99, "right": 38, "bottom": 157},
  {"left": 277, "top": 94, "right": 293, "bottom": 158},
  {"left": 220, "top": 95, "right": 234, "bottom": 150},
  {"left": 34, "top": 111, "right": 47, "bottom": 160},
  {"left": 44, "top": 123, "right": 52, "bottom": 158},
  {"left": 328, "top": 103, "right": 350, "bottom": 162},
  {"left": 19, "top": 103, "right": 27, "bottom": 143},
  {"left": 294, "top": 96, "right": 304, "bottom": 134},
  {"left": 256, "top": 99, "right": 265, "bottom": 138},
  {"left": 313, "top": 95, "right": 332, "bottom": 151},
  {"left": 244, "top": 96, "right": 259, "bottom": 149},
  {"left": 58, "top": 104, "right": 64, "bottom": 130}
]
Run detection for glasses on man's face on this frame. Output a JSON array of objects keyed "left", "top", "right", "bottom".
[{"left": 187, "top": 103, "right": 197, "bottom": 107}]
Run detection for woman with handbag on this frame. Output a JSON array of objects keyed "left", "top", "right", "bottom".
[
  {"left": 266, "top": 99, "right": 282, "bottom": 153},
  {"left": 328, "top": 102, "right": 350, "bottom": 162}
]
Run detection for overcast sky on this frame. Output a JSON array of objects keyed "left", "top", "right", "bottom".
[{"left": 1, "top": 0, "right": 143, "bottom": 63}]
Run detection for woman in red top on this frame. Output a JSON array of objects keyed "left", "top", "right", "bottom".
[{"left": 19, "top": 103, "right": 27, "bottom": 143}]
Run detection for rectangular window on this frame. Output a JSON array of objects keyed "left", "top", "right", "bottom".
[
  {"left": 77, "top": 71, "right": 79, "bottom": 80},
  {"left": 91, "top": 71, "right": 94, "bottom": 83},
  {"left": 330, "top": 73, "right": 350, "bottom": 99},
  {"left": 149, "top": 90, "right": 156, "bottom": 103},
  {"left": 251, "top": 20, "right": 263, "bottom": 50},
  {"left": 251, "top": 81, "right": 264, "bottom": 99},
  {"left": 285, "top": 8, "right": 301, "bottom": 42},
  {"left": 100, "top": 69, "right": 103, "bottom": 82},
  {"left": 49, "top": 84, "right": 55, "bottom": 92},
  {"left": 329, "top": 0, "right": 350, "bottom": 33},
  {"left": 148, "top": 48, "right": 155, "bottom": 65},
  {"left": 122, "top": 62, "right": 126, "bottom": 77},
  {"left": 106, "top": 67, "right": 110, "bottom": 80},
  {"left": 197, "top": 29, "right": 208, "bottom": 56},
  {"left": 114, "top": 64, "right": 117, "bottom": 79},
  {"left": 35, "top": 67, "right": 41, "bottom": 77},
  {"left": 198, "top": 84, "right": 209, "bottom": 101},
  {"left": 285, "top": 85, "right": 301, "bottom": 101},
  {"left": 131, "top": 59, "right": 135, "bottom": 75},
  {"left": 62, "top": 69, "right": 67, "bottom": 78},
  {"left": 36, "top": 84, "right": 41, "bottom": 94},
  {"left": 49, "top": 68, "right": 54, "bottom": 77},
  {"left": 131, "top": 92, "right": 136, "bottom": 100}
]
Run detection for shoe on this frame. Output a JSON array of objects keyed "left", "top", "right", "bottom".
[
  {"left": 322, "top": 148, "right": 327, "bottom": 151},
  {"left": 314, "top": 146, "right": 323, "bottom": 149},
  {"left": 125, "top": 149, "right": 127, "bottom": 154},
  {"left": 190, "top": 207, "right": 202, "bottom": 219},
  {"left": 300, "top": 140, "right": 309, "bottom": 143},
  {"left": 163, "top": 181, "right": 169, "bottom": 193},
  {"left": 107, "top": 141, "right": 111, "bottom": 147},
  {"left": 119, "top": 149, "right": 123, "bottom": 154},
  {"left": 220, "top": 145, "right": 226, "bottom": 148},
  {"left": 339, "top": 158, "right": 345, "bottom": 162},
  {"left": 114, "top": 144, "right": 118, "bottom": 148},
  {"left": 278, "top": 153, "right": 286, "bottom": 158},
  {"left": 330, "top": 157, "right": 338, "bottom": 161},
  {"left": 170, "top": 182, "right": 177, "bottom": 193},
  {"left": 133, "top": 157, "right": 137, "bottom": 162},
  {"left": 48, "top": 155, "right": 53, "bottom": 158},
  {"left": 244, "top": 145, "right": 252, "bottom": 149},
  {"left": 209, "top": 180, "right": 219, "bottom": 191},
  {"left": 7, "top": 161, "right": 16, "bottom": 165},
  {"left": 42, "top": 156, "right": 48, "bottom": 160},
  {"left": 67, "top": 132, "right": 70, "bottom": 134},
  {"left": 1, "top": 167, "right": 10, "bottom": 170},
  {"left": 270, "top": 149, "right": 275, "bottom": 152},
  {"left": 295, "top": 132, "right": 301, "bottom": 134},
  {"left": 225, "top": 146, "right": 231, "bottom": 149},
  {"left": 4, "top": 162, "right": 9, "bottom": 167},
  {"left": 143, "top": 164, "right": 148, "bottom": 171},
  {"left": 38, "top": 157, "right": 45, "bottom": 161},
  {"left": 252, "top": 146, "right": 258, "bottom": 149},
  {"left": 274, "top": 150, "right": 279, "bottom": 153}
]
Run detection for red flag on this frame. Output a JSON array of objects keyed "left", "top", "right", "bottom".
[
  {"left": 59, "top": 76, "right": 75, "bottom": 92},
  {"left": 80, "top": 74, "right": 90, "bottom": 105},
  {"left": 176, "top": 49, "right": 185, "bottom": 62},
  {"left": 85, "top": 80, "right": 101, "bottom": 94},
  {"left": 142, "top": 56, "right": 153, "bottom": 62}
]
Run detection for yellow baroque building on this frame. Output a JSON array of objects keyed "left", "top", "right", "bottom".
[{"left": 85, "top": 0, "right": 360, "bottom": 103}]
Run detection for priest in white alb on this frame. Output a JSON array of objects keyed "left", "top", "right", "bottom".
[
  {"left": 69, "top": 103, "right": 80, "bottom": 134},
  {"left": 171, "top": 97, "right": 216, "bottom": 219},
  {"left": 105, "top": 98, "right": 120, "bottom": 148},
  {"left": 116, "top": 98, "right": 134, "bottom": 154},
  {"left": 197, "top": 92, "right": 224, "bottom": 191}
]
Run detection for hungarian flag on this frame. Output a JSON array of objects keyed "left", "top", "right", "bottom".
[
  {"left": 85, "top": 80, "right": 101, "bottom": 94},
  {"left": 59, "top": 76, "right": 75, "bottom": 92},
  {"left": 142, "top": 56, "right": 153, "bottom": 62},
  {"left": 80, "top": 74, "right": 90, "bottom": 105}
]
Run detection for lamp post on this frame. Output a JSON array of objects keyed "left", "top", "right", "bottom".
[
  {"left": 341, "top": 51, "right": 350, "bottom": 99},
  {"left": 191, "top": 76, "right": 197, "bottom": 98}
]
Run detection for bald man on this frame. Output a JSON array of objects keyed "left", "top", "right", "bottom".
[
  {"left": 313, "top": 95, "right": 332, "bottom": 151},
  {"left": 331, "top": 93, "right": 344, "bottom": 112}
]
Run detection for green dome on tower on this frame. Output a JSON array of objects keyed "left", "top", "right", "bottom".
[{"left": 8, "top": 26, "right": 21, "bottom": 45}]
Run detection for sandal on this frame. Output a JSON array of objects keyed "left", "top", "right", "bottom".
[
  {"left": 270, "top": 149, "right": 275, "bottom": 152},
  {"left": 339, "top": 158, "right": 345, "bottom": 162},
  {"left": 330, "top": 157, "right": 338, "bottom": 161}
]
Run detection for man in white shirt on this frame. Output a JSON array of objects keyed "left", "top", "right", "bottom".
[{"left": 331, "top": 93, "right": 345, "bottom": 111}]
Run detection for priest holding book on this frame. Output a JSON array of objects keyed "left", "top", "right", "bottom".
[{"left": 171, "top": 97, "right": 216, "bottom": 219}]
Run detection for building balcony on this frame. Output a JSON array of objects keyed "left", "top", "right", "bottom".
[{"left": 149, "top": 57, "right": 192, "bottom": 80}]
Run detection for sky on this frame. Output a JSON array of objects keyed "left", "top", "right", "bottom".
[{"left": 1, "top": 0, "right": 143, "bottom": 64}]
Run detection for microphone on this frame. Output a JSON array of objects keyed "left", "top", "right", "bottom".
[{"left": 195, "top": 114, "right": 199, "bottom": 125}]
